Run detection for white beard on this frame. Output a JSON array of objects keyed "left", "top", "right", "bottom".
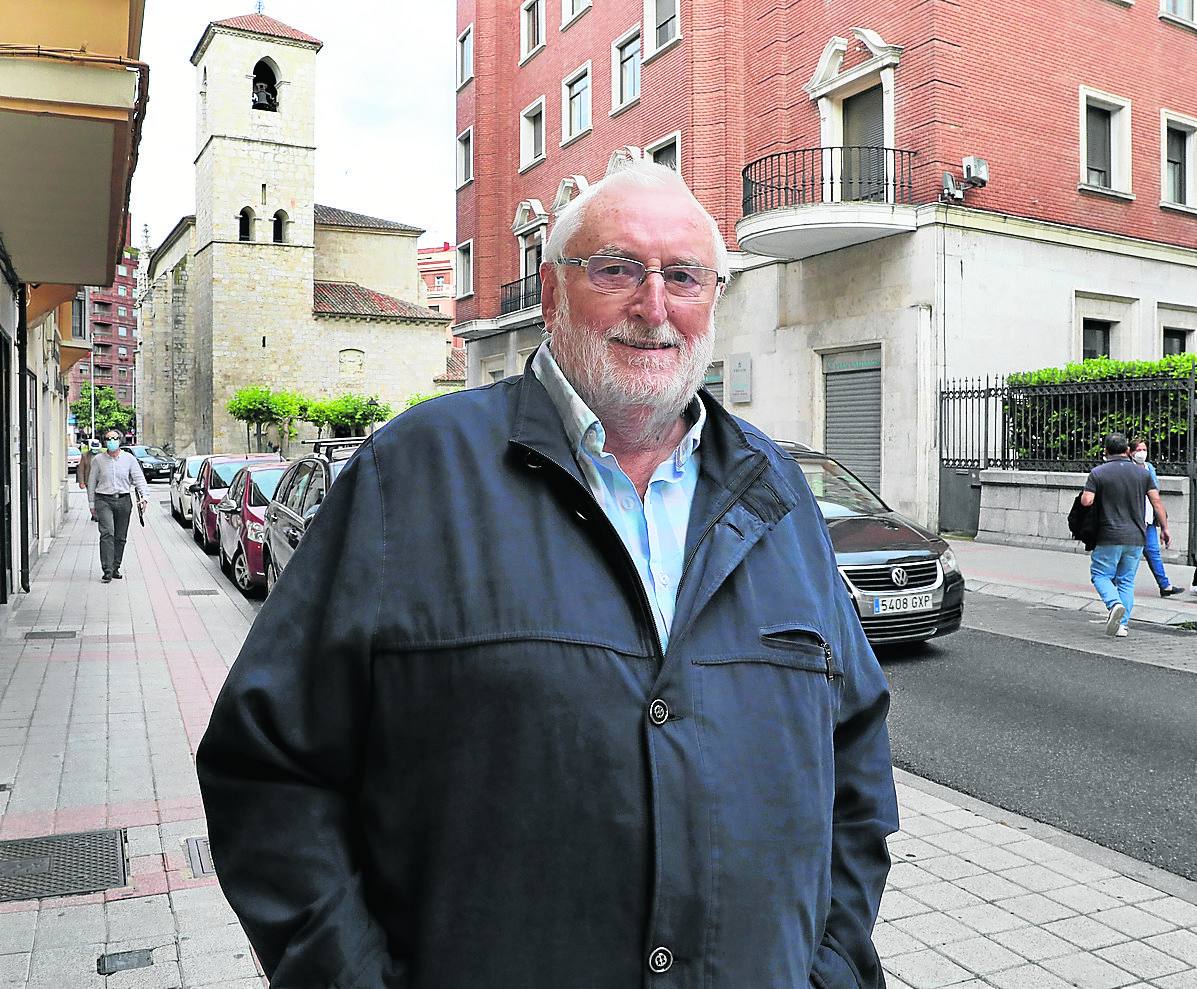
[{"left": 549, "top": 292, "right": 715, "bottom": 450}]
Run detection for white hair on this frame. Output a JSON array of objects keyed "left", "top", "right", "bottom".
[{"left": 542, "top": 159, "right": 730, "bottom": 284}]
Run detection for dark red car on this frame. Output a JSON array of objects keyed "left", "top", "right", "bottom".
[
  {"left": 216, "top": 461, "right": 289, "bottom": 595},
  {"left": 190, "top": 454, "right": 283, "bottom": 553}
]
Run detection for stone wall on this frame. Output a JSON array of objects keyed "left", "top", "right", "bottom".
[
  {"left": 976, "top": 469, "right": 1192, "bottom": 563},
  {"left": 314, "top": 227, "right": 422, "bottom": 303}
]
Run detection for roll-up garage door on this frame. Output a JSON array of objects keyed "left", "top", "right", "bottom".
[{"left": 823, "top": 350, "right": 882, "bottom": 492}]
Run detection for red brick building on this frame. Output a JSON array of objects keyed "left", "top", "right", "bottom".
[
  {"left": 456, "top": 0, "right": 1197, "bottom": 527},
  {"left": 68, "top": 222, "right": 140, "bottom": 437}
]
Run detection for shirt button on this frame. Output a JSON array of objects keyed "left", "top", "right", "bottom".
[
  {"left": 620, "top": 496, "right": 636, "bottom": 510},
  {"left": 648, "top": 946, "right": 673, "bottom": 974},
  {"left": 649, "top": 699, "right": 669, "bottom": 725},
  {"left": 656, "top": 572, "right": 670, "bottom": 587}
]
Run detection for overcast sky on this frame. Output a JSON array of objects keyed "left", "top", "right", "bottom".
[{"left": 129, "top": 2, "right": 457, "bottom": 254}]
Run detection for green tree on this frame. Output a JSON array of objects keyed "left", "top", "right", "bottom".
[
  {"left": 70, "top": 383, "right": 133, "bottom": 438},
  {"left": 322, "top": 394, "right": 394, "bottom": 436},
  {"left": 298, "top": 397, "right": 335, "bottom": 438},
  {"left": 226, "top": 386, "right": 308, "bottom": 453}
]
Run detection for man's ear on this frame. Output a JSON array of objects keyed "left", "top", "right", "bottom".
[{"left": 539, "top": 262, "right": 558, "bottom": 333}]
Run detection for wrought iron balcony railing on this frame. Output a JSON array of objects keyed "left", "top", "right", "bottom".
[
  {"left": 742, "top": 146, "right": 916, "bottom": 217},
  {"left": 500, "top": 272, "right": 542, "bottom": 315}
]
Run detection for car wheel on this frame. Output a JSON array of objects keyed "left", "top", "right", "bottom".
[
  {"left": 232, "top": 549, "right": 258, "bottom": 596},
  {"left": 264, "top": 555, "right": 278, "bottom": 597}
]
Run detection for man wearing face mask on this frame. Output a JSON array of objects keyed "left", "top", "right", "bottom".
[
  {"left": 1128, "top": 438, "right": 1185, "bottom": 598},
  {"left": 87, "top": 429, "right": 149, "bottom": 583}
]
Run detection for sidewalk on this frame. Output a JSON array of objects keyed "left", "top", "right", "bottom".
[
  {"left": 950, "top": 538, "right": 1197, "bottom": 629},
  {"left": 0, "top": 488, "right": 1193, "bottom": 988}
]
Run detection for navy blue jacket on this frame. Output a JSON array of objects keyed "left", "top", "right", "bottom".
[{"left": 197, "top": 365, "right": 898, "bottom": 988}]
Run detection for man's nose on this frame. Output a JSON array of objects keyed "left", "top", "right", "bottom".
[{"left": 627, "top": 271, "right": 669, "bottom": 325}]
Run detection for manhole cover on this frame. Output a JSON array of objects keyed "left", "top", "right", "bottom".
[
  {"left": 177, "top": 589, "right": 219, "bottom": 597},
  {"left": 184, "top": 836, "right": 216, "bottom": 878},
  {"left": 97, "top": 948, "right": 154, "bottom": 975},
  {"left": 24, "top": 630, "right": 76, "bottom": 640},
  {"left": 0, "top": 829, "right": 126, "bottom": 902}
]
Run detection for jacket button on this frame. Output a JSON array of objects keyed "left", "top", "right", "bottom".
[
  {"left": 648, "top": 946, "right": 673, "bottom": 973},
  {"left": 649, "top": 699, "right": 669, "bottom": 725}
]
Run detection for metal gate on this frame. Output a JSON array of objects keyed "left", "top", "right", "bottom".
[{"left": 824, "top": 350, "right": 882, "bottom": 491}]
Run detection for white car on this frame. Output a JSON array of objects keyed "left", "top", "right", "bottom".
[
  {"left": 169, "top": 455, "right": 211, "bottom": 526},
  {"left": 67, "top": 446, "right": 82, "bottom": 472}
]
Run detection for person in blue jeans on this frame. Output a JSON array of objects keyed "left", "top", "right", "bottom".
[
  {"left": 1080, "top": 433, "right": 1171, "bottom": 637},
  {"left": 1129, "top": 438, "right": 1184, "bottom": 598}
]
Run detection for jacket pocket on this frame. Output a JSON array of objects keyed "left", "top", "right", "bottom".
[{"left": 693, "top": 622, "right": 841, "bottom": 680}]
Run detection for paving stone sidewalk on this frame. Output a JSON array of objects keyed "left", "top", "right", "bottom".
[{"left": 0, "top": 488, "right": 1192, "bottom": 988}]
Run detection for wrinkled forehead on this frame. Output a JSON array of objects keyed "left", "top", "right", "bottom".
[{"left": 574, "top": 186, "right": 715, "bottom": 264}]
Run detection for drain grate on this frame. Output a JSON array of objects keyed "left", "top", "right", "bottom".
[
  {"left": 184, "top": 836, "right": 216, "bottom": 878},
  {"left": 24, "top": 630, "right": 76, "bottom": 640},
  {"left": 0, "top": 829, "right": 126, "bottom": 902},
  {"left": 177, "top": 589, "right": 219, "bottom": 597},
  {"left": 97, "top": 948, "right": 154, "bottom": 975}
]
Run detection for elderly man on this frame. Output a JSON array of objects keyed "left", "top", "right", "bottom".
[
  {"left": 198, "top": 161, "right": 897, "bottom": 988},
  {"left": 87, "top": 428, "right": 148, "bottom": 583}
]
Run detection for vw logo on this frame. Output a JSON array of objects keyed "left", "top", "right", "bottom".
[{"left": 890, "top": 567, "right": 909, "bottom": 588}]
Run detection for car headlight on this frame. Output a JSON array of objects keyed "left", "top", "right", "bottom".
[
  {"left": 246, "top": 521, "right": 266, "bottom": 542},
  {"left": 939, "top": 546, "right": 960, "bottom": 575}
]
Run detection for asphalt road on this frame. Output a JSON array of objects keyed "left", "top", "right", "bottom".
[{"left": 878, "top": 598, "right": 1197, "bottom": 880}]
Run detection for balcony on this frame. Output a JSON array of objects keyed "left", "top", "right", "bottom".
[
  {"left": 500, "top": 272, "right": 542, "bottom": 315},
  {"left": 737, "top": 146, "right": 918, "bottom": 261}
]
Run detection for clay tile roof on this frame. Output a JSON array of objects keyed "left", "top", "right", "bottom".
[
  {"left": 313, "top": 204, "right": 423, "bottom": 234},
  {"left": 313, "top": 281, "right": 450, "bottom": 321},
  {"left": 434, "top": 347, "right": 466, "bottom": 384},
  {"left": 211, "top": 14, "right": 322, "bottom": 46}
]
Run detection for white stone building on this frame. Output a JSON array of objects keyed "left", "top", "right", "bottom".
[{"left": 139, "top": 14, "right": 449, "bottom": 455}]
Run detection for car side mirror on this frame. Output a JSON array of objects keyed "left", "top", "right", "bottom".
[{"left": 188, "top": 483, "right": 201, "bottom": 493}]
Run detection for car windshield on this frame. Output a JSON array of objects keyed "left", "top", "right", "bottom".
[
  {"left": 212, "top": 463, "right": 243, "bottom": 486},
  {"left": 798, "top": 458, "right": 887, "bottom": 519},
  {"left": 248, "top": 468, "right": 286, "bottom": 507},
  {"left": 186, "top": 460, "right": 202, "bottom": 477},
  {"left": 143, "top": 446, "right": 168, "bottom": 458},
  {"left": 68, "top": 447, "right": 80, "bottom": 456}
]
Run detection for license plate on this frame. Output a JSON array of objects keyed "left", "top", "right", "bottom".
[{"left": 873, "top": 593, "right": 933, "bottom": 615}]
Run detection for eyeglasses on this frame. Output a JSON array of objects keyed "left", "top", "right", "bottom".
[{"left": 557, "top": 255, "right": 725, "bottom": 302}]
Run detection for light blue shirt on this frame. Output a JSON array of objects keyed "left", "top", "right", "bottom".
[{"left": 533, "top": 343, "right": 704, "bottom": 651}]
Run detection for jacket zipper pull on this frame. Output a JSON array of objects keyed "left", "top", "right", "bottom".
[{"left": 823, "top": 643, "right": 838, "bottom": 681}]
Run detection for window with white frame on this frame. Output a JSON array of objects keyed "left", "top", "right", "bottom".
[
  {"left": 561, "top": 62, "right": 592, "bottom": 143},
  {"left": 117, "top": 285, "right": 127, "bottom": 296},
  {"left": 561, "top": 0, "right": 590, "bottom": 29},
  {"left": 456, "top": 241, "right": 473, "bottom": 297},
  {"left": 646, "top": 0, "right": 680, "bottom": 56},
  {"left": 1079, "top": 88, "right": 1132, "bottom": 195},
  {"left": 1161, "top": 111, "right": 1196, "bottom": 209},
  {"left": 1163, "top": 0, "right": 1195, "bottom": 22},
  {"left": 456, "top": 128, "right": 473, "bottom": 187},
  {"left": 521, "top": 0, "right": 545, "bottom": 62},
  {"left": 457, "top": 26, "right": 474, "bottom": 87},
  {"left": 520, "top": 226, "right": 545, "bottom": 279},
  {"left": 647, "top": 132, "right": 680, "bottom": 170},
  {"left": 521, "top": 98, "right": 546, "bottom": 168},
  {"left": 483, "top": 356, "right": 506, "bottom": 382},
  {"left": 611, "top": 28, "right": 641, "bottom": 112},
  {"left": 118, "top": 327, "right": 128, "bottom": 337},
  {"left": 118, "top": 346, "right": 128, "bottom": 357},
  {"left": 118, "top": 265, "right": 128, "bottom": 276},
  {"left": 118, "top": 306, "right": 127, "bottom": 316}
]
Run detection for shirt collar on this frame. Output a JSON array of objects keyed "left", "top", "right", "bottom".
[{"left": 532, "top": 341, "right": 705, "bottom": 469}]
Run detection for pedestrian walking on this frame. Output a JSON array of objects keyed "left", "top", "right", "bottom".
[
  {"left": 197, "top": 160, "right": 898, "bottom": 988},
  {"left": 1080, "top": 432, "right": 1171, "bottom": 636},
  {"left": 1129, "top": 438, "right": 1184, "bottom": 597},
  {"left": 76, "top": 439, "right": 93, "bottom": 490},
  {"left": 86, "top": 429, "right": 148, "bottom": 583}
]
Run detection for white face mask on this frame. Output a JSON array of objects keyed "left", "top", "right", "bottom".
[{"left": 1132, "top": 450, "right": 1147, "bottom": 464}]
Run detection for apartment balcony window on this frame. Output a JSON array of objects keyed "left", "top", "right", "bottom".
[{"left": 501, "top": 272, "right": 543, "bottom": 315}]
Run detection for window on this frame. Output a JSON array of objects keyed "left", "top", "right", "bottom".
[
  {"left": 1163, "top": 328, "right": 1189, "bottom": 355},
  {"left": 521, "top": 98, "right": 546, "bottom": 168},
  {"left": 561, "top": 63, "right": 592, "bottom": 144},
  {"left": 1164, "top": 0, "right": 1195, "bottom": 20},
  {"left": 483, "top": 357, "right": 506, "bottom": 382},
  {"left": 118, "top": 306, "right": 127, "bottom": 316},
  {"left": 457, "top": 25, "right": 474, "bottom": 87},
  {"left": 273, "top": 210, "right": 288, "bottom": 243},
  {"left": 561, "top": 0, "right": 590, "bottom": 29},
  {"left": 647, "top": 0, "right": 679, "bottom": 54},
  {"left": 1161, "top": 112, "right": 1197, "bottom": 209},
  {"left": 71, "top": 296, "right": 85, "bottom": 339},
  {"left": 612, "top": 29, "right": 641, "bottom": 112},
  {"left": 118, "top": 388, "right": 128, "bottom": 400},
  {"left": 1083, "top": 319, "right": 1113, "bottom": 360},
  {"left": 434, "top": 275, "right": 445, "bottom": 287},
  {"left": 456, "top": 128, "right": 473, "bottom": 187},
  {"left": 118, "top": 326, "right": 128, "bottom": 337},
  {"left": 456, "top": 241, "right": 473, "bottom": 298},
  {"left": 521, "top": 227, "right": 544, "bottom": 278},
  {"left": 252, "top": 59, "right": 279, "bottom": 111},
  {"left": 429, "top": 305, "right": 440, "bottom": 312},
  {"left": 1079, "top": 88, "right": 1132, "bottom": 196},
  {"left": 647, "top": 132, "right": 680, "bottom": 170},
  {"left": 118, "top": 265, "right": 128, "bottom": 277},
  {"left": 119, "top": 367, "right": 128, "bottom": 378},
  {"left": 239, "top": 207, "right": 255, "bottom": 242},
  {"left": 117, "top": 285, "right": 127, "bottom": 296},
  {"left": 521, "top": 0, "right": 545, "bottom": 62},
  {"left": 118, "top": 346, "right": 128, "bottom": 356}
]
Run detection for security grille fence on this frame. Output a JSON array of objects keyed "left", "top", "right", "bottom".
[
  {"left": 500, "top": 273, "right": 543, "bottom": 315},
  {"left": 741, "top": 146, "right": 916, "bottom": 217}
]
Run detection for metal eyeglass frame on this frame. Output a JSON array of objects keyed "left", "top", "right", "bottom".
[{"left": 556, "top": 254, "right": 726, "bottom": 300}]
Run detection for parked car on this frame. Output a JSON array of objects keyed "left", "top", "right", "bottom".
[
  {"left": 778, "top": 441, "right": 964, "bottom": 645},
  {"left": 190, "top": 454, "right": 283, "bottom": 553},
  {"left": 121, "top": 444, "right": 175, "bottom": 482},
  {"left": 216, "top": 462, "right": 289, "bottom": 595},
  {"left": 67, "top": 446, "right": 81, "bottom": 472},
  {"left": 170, "top": 455, "right": 211, "bottom": 525},
  {"left": 262, "top": 439, "right": 362, "bottom": 593}
]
